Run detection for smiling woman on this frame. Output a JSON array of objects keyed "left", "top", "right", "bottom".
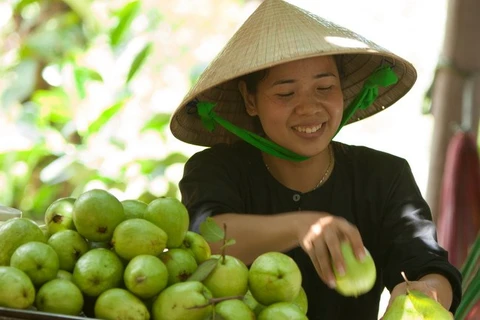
[{"left": 170, "top": 0, "right": 461, "bottom": 319}]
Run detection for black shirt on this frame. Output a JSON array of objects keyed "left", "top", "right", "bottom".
[{"left": 179, "top": 140, "right": 462, "bottom": 320}]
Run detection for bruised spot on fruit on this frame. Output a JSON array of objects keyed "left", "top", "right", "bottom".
[
  {"left": 160, "top": 255, "right": 172, "bottom": 263},
  {"left": 52, "top": 214, "right": 64, "bottom": 223},
  {"left": 23, "top": 289, "right": 30, "bottom": 298},
  {"left": 178, "top": 271, "right": 191, "bottom": 282},
  {"left": 37, "top": 264, "right": 43, "bottom": 270},
  {"left": 136, "top": 276, "right": 146, "bottom": 284},
  {"left": 91, "top": 277, "right": 101, "bottom": 286},
  {"left": 97, "top": 226, "right": 108, "bottom": 234}
]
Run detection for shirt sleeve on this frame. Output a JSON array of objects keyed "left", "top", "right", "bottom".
[
  {"left": 179, "top": 146, "right": 245, "bottom": 233},
  {"left": 380, "top": 160, "right": 462, "bottom": 312}
]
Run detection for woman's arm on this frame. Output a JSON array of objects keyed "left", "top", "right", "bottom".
[
  {"left": 210, "top": 213, "right": 300, "bottom": 265},
  {"left": 210, "top": 211, "right": 367, "bottom": 289}
]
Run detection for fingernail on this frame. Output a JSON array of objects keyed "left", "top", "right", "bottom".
[
  {"left": 328, "top": 280, "right": 336, "bottom": 288},
  {"left": 337, "top": 266, "right": 345, "bottom": 276},
  {"left": 358, "top": 251, "right": 366, "bottom": 261}
]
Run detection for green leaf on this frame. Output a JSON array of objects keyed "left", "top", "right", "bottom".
[
  {"left": 126, "top": 42, "right": 153, "bottom": 84},
  {"left": 455, "top": 271, "right": 480, "bottom": 320},
  {"left": 86, "top": 99, "right": 127, "bottom": 136},
  {"left": 187, "top": 258, "right": 218, "bottom": 282},
  {"left": 109, "top": 0, "right": 141, "bottom": 48},
  {"left": 220, "top": 238, "right": 236, "bottom": 250},
  {"left": 141, "top": 113, "right": 171, "bottom": 133},
  {"left": 461, "top": 232, "right": 480, "bottom": 292},
  {"left": 73, "top": 66, "right": 103, "bottom": 99},
  {"left": 31, "top": 88, "right": 72, "bottom": 125},
  {"left": 199, "top": 217, "right": 225, "bottom": 243}
]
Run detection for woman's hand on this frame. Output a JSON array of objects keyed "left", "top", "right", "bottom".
[
  {"left": 383, "top": 273, "right": 454, "bottom": 318},
  {"left": 295, "top": 212, "right": 366, "bottom": 289}
]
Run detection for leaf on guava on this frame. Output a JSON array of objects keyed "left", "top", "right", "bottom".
[
  {"left": 220, "top": 238, "right": 236, "bottom": 250},
  {"left": 187, "top": 257, "right": 218, "bottom": 282},
  {"left": 199, "top": 217, "right": 224, "bottom": 242}
]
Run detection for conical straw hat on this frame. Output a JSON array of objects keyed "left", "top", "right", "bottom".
[{"left": 170, "top": 0, "right": 417, "bottom": 147}]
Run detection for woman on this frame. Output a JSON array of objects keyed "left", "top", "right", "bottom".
[{"left": 169, "top": 0, "right": 462, "bottom": 319}]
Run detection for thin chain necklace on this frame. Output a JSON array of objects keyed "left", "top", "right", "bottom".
[{"left": 265, "top": 145, "right": 334, "bottom": 192}]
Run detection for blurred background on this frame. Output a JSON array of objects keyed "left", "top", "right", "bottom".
[{"left": 0, "top": 0, "right": 450, "bottom": 219}]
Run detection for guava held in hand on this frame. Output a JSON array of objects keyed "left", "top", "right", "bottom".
[
  {"left": 383, "top": 272, "right": 453, "bottom": 319},
  {"left": 72, "top": 189, "right": 125, "bottom": 242},
  {"left": 333, "top": 242, "right": 376, "bottom": 297},
  {"left": 144, "top": 197, "right": 190, "bottom": 248}
]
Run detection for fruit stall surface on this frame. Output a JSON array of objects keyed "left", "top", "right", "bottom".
[{"left": 0, "top": 307, "right": 95, "bottom": 320}]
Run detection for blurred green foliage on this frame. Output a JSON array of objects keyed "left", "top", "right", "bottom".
[{"left": 0, "top": 0, "right": 191, "bottom": 220}]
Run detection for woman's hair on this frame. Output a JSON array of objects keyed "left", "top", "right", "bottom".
[{"left": 239, "top": 55, "right": 345, "bottom": 94}]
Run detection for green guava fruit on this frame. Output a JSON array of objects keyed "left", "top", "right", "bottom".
[
  {"left": 257, "top": 302, "right": 308, "bottom": 320},
  {"left": 72, "top": 248, "right": 124, "bottom": 297},
  {"left": 10, "top": 241, "right": 60, "bottom": 286},
  {"left": 44, "top": 197, "right": 76, "bottom": 237},
  {"left": 333, "top": 242, "right": 376, "bottom": 297},
  {"left": 72, "top": 189, "right": 125, "bottom": 242},
  {"left": 248, "top": 251, "right": 302, "bottom": 305},
  {"left": 35, "top": 278, "right": 84, "bottom": 315},
  {"left": 124, "top": 255, "right": 169, "bottom": 299},
  {"left": 215, "top": 299, "right": 256, "bottom": 320},
  {"left": 95, "top": 288, "right": 150, "bottom": 320},
  {"left": 383, "top": 289, "right": 453, "bottom": 319},
  {"left": 292, "top": 286, "right": 308, "bottom": 314},
  {"left": 180, "top": 230, "right": 211, "bottom": 264},
  {"left": 159, "top": 248, "right": 198, "bottom": 285},
  {"left": 111, "top": 218, "right": 168, "bottom": 261},
  {"left": 121, "top": 199, "right": 148, "bottom": 220},
  {"left": 152, "top": 281, "right": 213, "bottom": 320},
  {"left": 0, "top": 266, "right": 35, "bottom": 309},
  {"left": 47, "top": 229, "right": 89, "bottom": 272},
  {"left": 203, "top": 255, "right": 249, "bottom": 298},
  {"left": 144, "top": 197, "right": 189, "bottom": 248},
  {"left": 243, "top": 290, "right": 266, "bottom": 315},
  {"left": 56, "top": 269, "right": 73, "bottom": 281},
  {"left": 0, "top": 217, "right": 46, "bottom": 265}
]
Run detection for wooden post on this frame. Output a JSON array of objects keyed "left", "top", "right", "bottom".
[{"left": 426, "top": 0, "right": 480, "bottom": 221}]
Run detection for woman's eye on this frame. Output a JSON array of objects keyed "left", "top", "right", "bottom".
[
  {"left": 317, "top": 85, "right": 333, "bottom": 91},
  {"left": 276, "top": 92, "right": 294, "bottom": 97}
]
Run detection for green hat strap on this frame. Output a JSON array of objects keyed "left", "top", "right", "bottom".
[
  {"left": 192, "top": 66, "right": 398, "bottom": 162},
  {"left": 333, "top": 66, "right": 399, "bottom": 137}
]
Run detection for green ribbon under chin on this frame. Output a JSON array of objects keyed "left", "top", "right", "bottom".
[
  {"left": 197, "top": 102, "right": 309, "bottom": 161},
  {"left": 195, "top": 66, "right": 398, "bottom": 162}
]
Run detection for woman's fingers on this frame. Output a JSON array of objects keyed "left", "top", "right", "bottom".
[
  {"left": 339, "top": 220, "right": 366, "bottom": 260},
  {"left": 313, "top": 239, "right": 337, "bottom": 288}
]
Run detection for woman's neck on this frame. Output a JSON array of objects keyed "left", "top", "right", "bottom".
[{"left": 262, "top": 144, "right": 335, "bottom": 193}]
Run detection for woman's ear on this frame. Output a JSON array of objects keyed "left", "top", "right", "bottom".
[{"left": 238, "top": 80, "right": 258, "bottom": 116}]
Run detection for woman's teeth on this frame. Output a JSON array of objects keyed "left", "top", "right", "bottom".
[{"left": 293, "top": 123, "right": 323, "bottom": 133}]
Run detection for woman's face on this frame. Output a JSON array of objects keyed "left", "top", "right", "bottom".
[{"left": 239, "top": 56, "right": 344, "bottom": 157}]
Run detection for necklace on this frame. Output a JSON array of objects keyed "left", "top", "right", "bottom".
[{"left": 265, "top": 145, "right": 334, "bottom": 192}]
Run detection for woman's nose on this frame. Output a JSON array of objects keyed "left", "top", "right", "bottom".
[{"left": 295, "top": 95, "right": 322, "bottom": 115}]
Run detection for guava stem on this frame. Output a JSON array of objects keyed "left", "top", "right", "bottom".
[
  {"left": 187, "top": 295, "right": 245, "bottom": 309},
  {"left": 221, "top": 223, "right": 227, "bottom": 262},
  {"left": 401, "top": 271, "right": 411, "bottom": 293}
]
